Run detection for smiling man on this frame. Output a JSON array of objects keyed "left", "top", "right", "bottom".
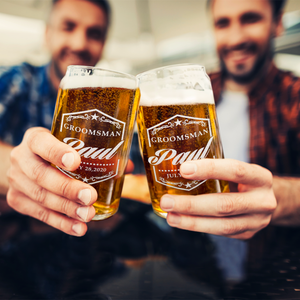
[
  {"left": 160, "top": 0, "right": 300, "bottom": 239},
  {"left": 212, "top": 0, "right": 283, "bottom": 89},
  {"left": 46, "top": 0, "right": 109, "bottom": 90}
]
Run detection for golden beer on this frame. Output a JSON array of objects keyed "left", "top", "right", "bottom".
[
  {"left": 51, "top": 66, "right": 140, "bottom": 220},
  {"left": 137, "top": 64, "right": 229, "bottom": 218}
]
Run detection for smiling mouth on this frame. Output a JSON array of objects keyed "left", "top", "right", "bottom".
[
  {"left": 227, "top": 50, "right": 254, "bottom": 63},
  {"left": 222, "top": 42, "right": 257, "bottom": 63},
  {"left": 64, "top": 56, "right": 91, "bottom": 66},
  {"left": 61, "top": 51, "right": 92, "bottom": 66}
]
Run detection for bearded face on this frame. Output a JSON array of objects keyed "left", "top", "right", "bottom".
[
  {"left": 46, "top": 0, "right": 108, "bottom": 81},
  {"left": 212, "top": 0, "right": 280, "bottom": 84}
]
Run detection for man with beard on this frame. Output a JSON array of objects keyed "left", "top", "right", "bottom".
[
  {"left": 0, "top": 0, "right": 112, "bottom": 236},
  {"left": 160, "top": 0, "right": 300, "bottom": 239}
]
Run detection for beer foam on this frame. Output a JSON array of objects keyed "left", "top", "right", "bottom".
[
  {"left": 60, "top": 75, "right": 137, "bottom": 90},
  {"left": 139, "top": 86, "right": 215, "bottom": 106}
]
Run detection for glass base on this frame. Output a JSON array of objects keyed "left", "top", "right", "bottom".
[
  {"left": 92, "top": 213, "right": 114, "bottom": 221},
  {"left": 153, "top": 210, "right": 167, "bottom": 219}
]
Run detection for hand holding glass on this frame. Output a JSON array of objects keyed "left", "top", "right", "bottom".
[{"left": 136, "top": 64, "right": 229, "bottom": 218}]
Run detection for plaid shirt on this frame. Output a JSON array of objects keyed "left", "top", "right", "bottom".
[
  {"left": 210, "top": 64, "right": 300, "bottom": 176},
  {"left": 0, "top": 63, "right": 57, "bottom": 146}
]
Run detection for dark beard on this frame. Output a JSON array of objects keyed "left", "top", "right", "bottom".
[{"left": 220, "top": 39, "right": 274, "bottom": 85}]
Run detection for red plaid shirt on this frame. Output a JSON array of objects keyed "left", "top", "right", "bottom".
[{"left": 210, "top": 64, "right": 300, "bottom": 176}]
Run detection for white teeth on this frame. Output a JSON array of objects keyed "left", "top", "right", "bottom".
[{"left": 228, "top": 51, "right": 251, "bottom": 60}]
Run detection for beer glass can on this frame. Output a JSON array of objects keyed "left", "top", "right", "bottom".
[
  {"left": 136, "top": 64, "right": 229, "bottom": 218},
  {"left": 51, "top": 66, "right": 140, "bottom": 220}
]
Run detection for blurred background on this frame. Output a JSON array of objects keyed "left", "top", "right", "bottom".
[{"left": 0, "top": 0, "right": 299, "bottom": 75}]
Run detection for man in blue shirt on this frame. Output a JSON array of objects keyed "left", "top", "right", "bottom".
[
  {"left": 0, "top": 0, "right": 112, "bottom": 234},
  {"left": 0, "top": 0, "right": 110, "bottom": 147}
]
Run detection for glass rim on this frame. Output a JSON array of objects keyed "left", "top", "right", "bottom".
[
  {"left": 136, "top": 63, "right": 206, "bottom": 80},
  {"left": 66, "top": 65, "right": 137, "bottom": 81}
]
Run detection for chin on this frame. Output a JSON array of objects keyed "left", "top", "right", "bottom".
[{"left": 224, "top": 64, "right": 257, "bottom": 84}]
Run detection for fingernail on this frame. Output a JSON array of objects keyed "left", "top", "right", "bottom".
[
  {"left": 168, "top": 214, "right": 181, "bottom": 225},
  {"left": 72, "top": 223, "right": 82, "bottom": 235},
  {"left": 78, "top": 189, "right": 91, "bottom": 205},
  {"left": 62, "top": 152, "right": 75, "bottom": 169},
  {"left": 180, "top": 162, "right": 197, "bottom": 175},
  {"left": 160, "top": 195, "right": 174, "bottom": 211},
  {"left": 76, "top": 206, "right": 89, "bottom": 222}
]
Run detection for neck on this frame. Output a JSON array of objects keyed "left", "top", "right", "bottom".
[
  {"left": 223, "top": 79, "right": 251, "bottom": 93},
  {"left": 223, "top": 60, "right": 273, "bottom": 94}
]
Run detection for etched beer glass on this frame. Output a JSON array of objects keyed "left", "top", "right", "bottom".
[
  {"left": 51, "top": 66, "right": 140, "bottom": 220},
  {"left": 137, "top": 64, "right": 229, "bottom": 218}
]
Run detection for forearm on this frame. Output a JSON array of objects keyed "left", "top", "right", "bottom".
[
  {"left": 0, "top": 141, "right": 13, "bottom": 195},
  {"left": 271, "top": 176, "right": 300, "bottom": 226}
]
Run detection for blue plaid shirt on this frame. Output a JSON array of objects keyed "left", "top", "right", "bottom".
[{"left": 0, "top": 63, "right": 57, "bottom": 146}]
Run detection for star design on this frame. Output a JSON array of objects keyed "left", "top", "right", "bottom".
[
  {"left": 83, "top": 177, "right": 89, "bottom": 183},
  {"left": 175, "top": 119, "right": 182, "bottom": 126},
  {"left": 91, "top": 113, "right": 98, "bottom": 120},
  {"left": 185, "top": 182, "right": 192, "bottom": 188}
]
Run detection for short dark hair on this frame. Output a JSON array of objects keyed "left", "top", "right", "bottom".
[
  {"left": 271, "top": 0, "right": 286, "bottom": 20},
  {"left": 207, "top": 0, "right": 286, "bottom": 20},
  {"left": 52, "top": 0, "right": 111, "bottom": 27}
]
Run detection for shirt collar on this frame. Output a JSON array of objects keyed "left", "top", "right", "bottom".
[{"left": 210, "top": 63, "right": 280, "bottom": 104}]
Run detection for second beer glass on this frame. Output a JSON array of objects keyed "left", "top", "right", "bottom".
[
  {"left": 51, "top": 66, "right": 140, "bottom": 220},
  {"left": 137, "top": 64, "right": 229, "bottom": 218}
]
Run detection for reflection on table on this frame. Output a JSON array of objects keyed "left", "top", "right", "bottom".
[{"left": 1, "top": 200, "right": 300, "bottom": 300}]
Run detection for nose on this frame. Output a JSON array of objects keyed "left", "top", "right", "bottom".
[
  {"left": 68, "top": 28, "right": 89, "bottom": 52},
  {"left": 226, "top": 22, "right": 248, "bottom": 49}
]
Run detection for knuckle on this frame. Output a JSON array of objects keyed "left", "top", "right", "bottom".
[
  {"left": 208, "top": 159, "right": 217, "bottom": 177},
  {"left": 24, "top": 127, "right": 39, "bottom": 146},
  {"left": 260, "top": 192, "right": 277, "bottom": 213},
  {"left": 260, "top": 215, "right": 272, "bottom": 229},
  {"left": 31, "top": 162, "right": 47, "bottom": 183},
  {"left": 264, "top": 169, "right": 273, "bottom": 188},
  {"left": 183, "top": 197, "right": 194, "bottom": 213},
  {"left": 9, "top": 147, "right": 19, "bottom": 164},
  {"left": 221, "top": 219, "right": 243, "bottom": 236},
  {"left": 59, "top": 179, "right": 72, "bottom": 198},
  {"left": 185, "top": 217, "right": 198, "bottom": 232},
  {"left": 45, "top": 143, "right": 60, "bottom": 163},
  {"left": 265, "top": 197, "right": 277, "bottom": 213},
  {"left": 233, "top": 161, "right": 247, "bottom": 180},
  {"left": 253, "top": 165, "right": 273, "bottom": 187},
  {"left": 6, "top": 169, "right": 14, "bottom": 185},
  {"left": 217, "top": 195, "right": 236, "bottom": 215},
  {"left": 32, "top": 186, "right": 47, "bottom": 205},
  {"left": 6, "top": 189, "right": 18, "bottom": 208},
  {"left": 24, "top": 127, "right": 49, "bottom": 152},
  {"left": 37, "top": 209, "right": 50, "bottom": 224},
  {"left": 60, "top": 198, "right": 71, "bottom": 215},
  {"left": 57, "top": 217, "right": 66, "bottom": 232},
  {"left": 237, "top": 231, "right": 256, "bottom": 240}
]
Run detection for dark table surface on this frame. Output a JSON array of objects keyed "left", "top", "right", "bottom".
[{"left": 1, "top": 196, "right": 300, "bottom": 300}]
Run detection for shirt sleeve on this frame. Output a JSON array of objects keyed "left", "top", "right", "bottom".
[{"left": 0, "top": 65, "right": 30, "bottom": 144}]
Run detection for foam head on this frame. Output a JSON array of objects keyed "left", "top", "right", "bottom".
[
  {"left": 60, "top": 66, "right": 137, "bottom": 90},
  {"left": 137, "top": 64, "right": 215, "bottom": 106},
  {"left": 139, "top": 81, "right": 215, "bottom": 107}
]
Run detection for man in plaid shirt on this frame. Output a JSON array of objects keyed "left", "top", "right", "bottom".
[{"left": 160, "top": 0, "right": 300, "bottom": 239}]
